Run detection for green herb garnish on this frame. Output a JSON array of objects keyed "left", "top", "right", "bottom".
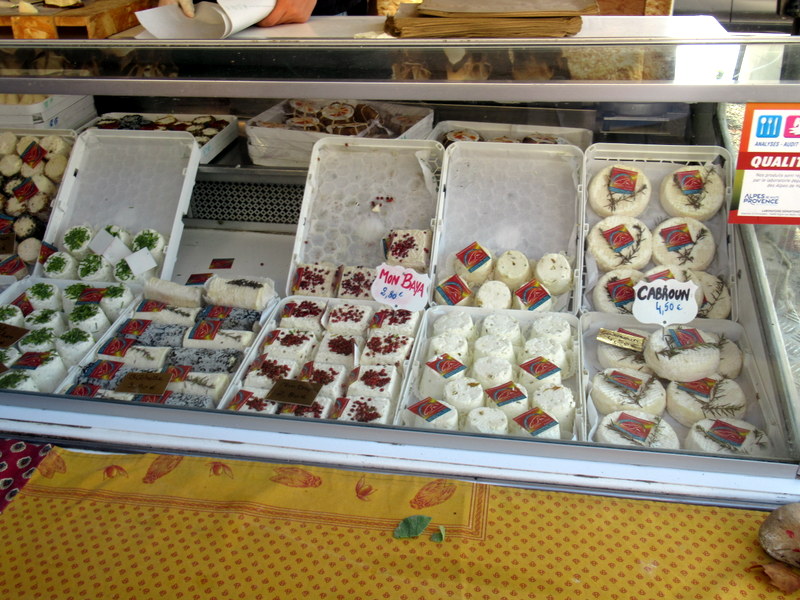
[
  {"left": 104, "top": 285, "right": 125, "bottom": 299},
  {"left": 45, "top": 255, "right": 66, "bottom": 272},
  {"left": 0, "top": 370, "right": 31, "bottom": 388},
  {"left": 133, "top": 229, "right": 160, "bottom": 251},
  {"left": 70, "top": 303, "right": 100, "bottom": 321},
  {"left": 64, "top": 226, "right": 91, "bottom": 250},
  {"left": 64, "top": 283, "right": 89, "bottom": 299},
  {"left": 28, "top": 282, "right": 55, "bottom": 300},
  {"left": 21, "top": 328, "right": 54, "bottom": 345},
  {"left": 59, "top": 328, "right": 91, "bottom": 344},
  {"left": 0, "top": 305, "right": 20, "bottom": 320},
  {"left": 78, "top": 254, "right": 103, "bottom": 278}
]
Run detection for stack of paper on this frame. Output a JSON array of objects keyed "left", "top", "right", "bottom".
[{"left": 385, "top": 0, "right": 598, "bottom": 38}]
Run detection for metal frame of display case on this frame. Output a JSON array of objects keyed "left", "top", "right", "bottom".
[{"left": 1, "top": 35, "right": 800, "bottom": 508}]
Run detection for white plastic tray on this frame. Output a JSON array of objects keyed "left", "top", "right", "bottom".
[
  {"left": 398, "top": 305, "right": 584, "bottom": 439},
  {"left": 219, "top": 295, "right": 423, "bottom": 413},
  {"left": 246, "top": 99, "right": 434, "bottom": 168},
  {"left": 57, "top": 287, "right": 279, "bottom": 400},
  {"left": 431, "top": 141, "right": 585, "bottom": 313},
  {"left": 92, "top": 113, "right": 238, "bottom": 165},
  {"left": 287, "top": 137, "right": 443, "bottom": 297},
  {"left": 580, "top": 312, "right": 788, "bottom": 458},
  {"left": 428, "top": 120, "right": 593, "bottom": 150},
  {"left": 34, "top": 129, "right": 201, "bottom": 282},
  {"left": 582, "top": 143, "right": 736, "bottom": 319}
]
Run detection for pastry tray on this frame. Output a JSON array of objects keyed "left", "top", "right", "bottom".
[
  {"left": 219, "top": 296, "right": 424, "bottom": 413},
  {"left": 91, "top": 113, "right": 238, "bottom": 165},
  {"left": 288, "top": 137, "right": 443, "bottom": 297},
  {"left": 398, "top": 305, "right": 585, "bottom": 440},
  {"left": 246, "top": 99, "right": 434, "bottom": 169},
  {"left": 428, "top": 120, "right": 593, "bottom": 150},
  {"left": 33, "top": 129, "right": 201, "bottom": 282},
  {"left": 582, "top": 143, "right": 736, "bottom": 320},
  {"left": 580, "top": 312, "right": 788, "bottom": 459},
  {"left": 430, "top": 141, "right": 585, "bottom": 313}
]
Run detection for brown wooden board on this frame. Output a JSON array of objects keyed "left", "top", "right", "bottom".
[
  {"left": 417, "top": 0, "right": 599, "bottom": 17},
  {"left": 387, "top": 4, "right": 583, "bottom": 38},
  {"left": 0, "top": 0, "right": 155, "bottom": 39}
]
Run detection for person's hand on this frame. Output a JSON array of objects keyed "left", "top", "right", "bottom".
[
  {"left": 158, "top": 0, "right": 195, "bottom": 18},
  {"left": 256, "top": 0, "right": 316, "bottom": 27}
]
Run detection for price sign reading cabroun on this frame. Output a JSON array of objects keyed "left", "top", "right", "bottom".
[{"left": 632, "top": 279, "right": 698, "bottom": 328}]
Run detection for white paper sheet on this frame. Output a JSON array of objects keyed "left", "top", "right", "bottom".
[{"left": 136, "top": 0, "right": 276, "bottom": 40}]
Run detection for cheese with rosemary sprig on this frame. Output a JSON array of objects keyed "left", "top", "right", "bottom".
[
  {"left": 651, "top": 217, "right": 716, "bottom": 271},
  {"left": 643, "top": 327, "right": 720, "bottom": 382},
  {"left": 666, "top": 375, "right": 747, "bottom": 427},
  {"left": 587, "top": 216, "right": 653, "bottom": 272},
  {"left": 659, "top": 166, "right": 725, "bottom": 222},
  {"left": 590, "top": 367, "right": 666, "bottom": 417},
  {"left": 684, "top": 417, "right": 772, "bottom": 457},
  {"left": 595, "top": 410, "right": 680, "bottom": 449}
]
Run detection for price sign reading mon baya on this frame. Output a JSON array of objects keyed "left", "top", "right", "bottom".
[
  {"left": 730, "top": 103, "right": 800, "bottom": 225},
  {"left": 371, "top": 263, "right": 430, "bottom": 312}
]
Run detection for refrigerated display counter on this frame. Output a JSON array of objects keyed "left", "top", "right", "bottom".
[{"left": 0, "top": 29, "right": 799, "bottom": 509}]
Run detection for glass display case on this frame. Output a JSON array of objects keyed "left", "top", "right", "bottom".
[{"left": 1, "top": 30, "right": 799, "bottom": 509}]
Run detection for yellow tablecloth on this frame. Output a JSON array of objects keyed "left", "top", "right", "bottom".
[{"left": 0, "top": 447, "right": 787, "bottom": 599}]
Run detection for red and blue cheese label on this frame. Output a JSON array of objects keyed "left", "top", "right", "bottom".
[
  {"left": 608, "top": 370, "right": 643, "bottom": 393},
  {"left": 456, "top": 242, "right": 491, "bottom": 273},
  {"left": 608, "top": 167, "right": 638, "bottom": 195},
  {"left": 677, "top": 377, "right": 718, "bottom": 398},
  {"left": 66, "top": 383, "right": 101, "bottom": 397},
  {"left": 485, "top": 381, "right": 526, "bottom": 407},
  {"left": 165, "top": 365, "right": 192, "bottom": 382},
  {"left": 425, "top": 354, "right": 466, "bottom": 379},
  {"left": 513, "top": 408, "right": 558, "bottom": 436},
  {"left": 707, "top": 419, "right": 750, "bottom": 448},
  {"left": 201, "top": 305, "right": 233, "bottom": 320},
  {"left": 12, "top": 178, "right": 38, "bottom": 201},
  {"left": 611, "top": 412, "right": 656, "bottom": 442},
  {"left": 668, "top": 328, "right": 704, "bottom": 349},
  {"left": 330, "top": 397, "right": 350, "bottom": 420},
  {"left": 13, "top": 351, "right": 54, "bottom": 369},
  {"left": 119, "top": 319, "right": 152, "bottom": 337},
  {"left": 136, "top": 391, "right": 171, "bottom": 404},
  {"left": 20, "top": 141, "right": 47, "bottom": 167},
  {"left": 87, "top": 359, "right": 124, "bottom": 381},
  {"left": 602, "top": 224, "right": 635, "bottom": 253},
  {"left": 519, "top": 356, "right": 560, "bottom": 380},
  {"left": 11, "top": 292, "right": 34, "bottom": 316},
  {"left": 435, "top": 274, "right": 471, "bottom": 306},
  {"left": 660, "top": 223, "right": 694, "bottom": 252},
  {"left": 674, "top": 170, "right": 704, "bottom": 195},
  {"left": 0, "top": 255, "right": 26, "bottom": 276},
  {"left": 38, "top": 241, "right": 57, "bottom": 265},
  {"left": 646, "top": 268, "right": 676, "bottom": 282},
  {"left": 99, "top": 336, "right": 137, "bottom": 358},
  {"left": 407, "top": 397, "right": 452, "bottom": 422},
  {"left": 136, "top": 299, "right": 167, "bottom": 313},
  {"left": 0, "top": 215, "right": 14, "bottom": 235},
  {"left": 188, "top": 319, "right": 222, "bottom": 341},
  {"left": 514, "top": 279, "right": 551, "bottom": 311},
  {"left": 77, "top": 288, "right": 107, "bottom": 304},
  {"left": 606, "top": 277, "right": 636, "bottom": 308},
  {"left": 228, "top": 389, "right": 255, "bottom": 411}
]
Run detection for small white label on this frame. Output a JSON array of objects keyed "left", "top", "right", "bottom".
[
  {"left": 370, "top": 263, "right": 430, "bottom": 312},
  {"left": 125, "top": 249, "right": 158, "bottom": 275},
  {"left": 88, "top": 229, "right": 116, "bottom": 255},
  {"left": 632, "top": 279, "right": 699, "bottom": 327}
]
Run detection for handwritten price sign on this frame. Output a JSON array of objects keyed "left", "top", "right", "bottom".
[
  {"left": 632, "top": 279, "right": 699, "bottom": 327},
  {"left": 370, "top": 263, "right": 430, "bottom": 311}
]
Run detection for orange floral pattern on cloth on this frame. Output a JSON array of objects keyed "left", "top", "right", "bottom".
[{"left": 0, "top": 447, "right": 790, "bottom": 600}]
